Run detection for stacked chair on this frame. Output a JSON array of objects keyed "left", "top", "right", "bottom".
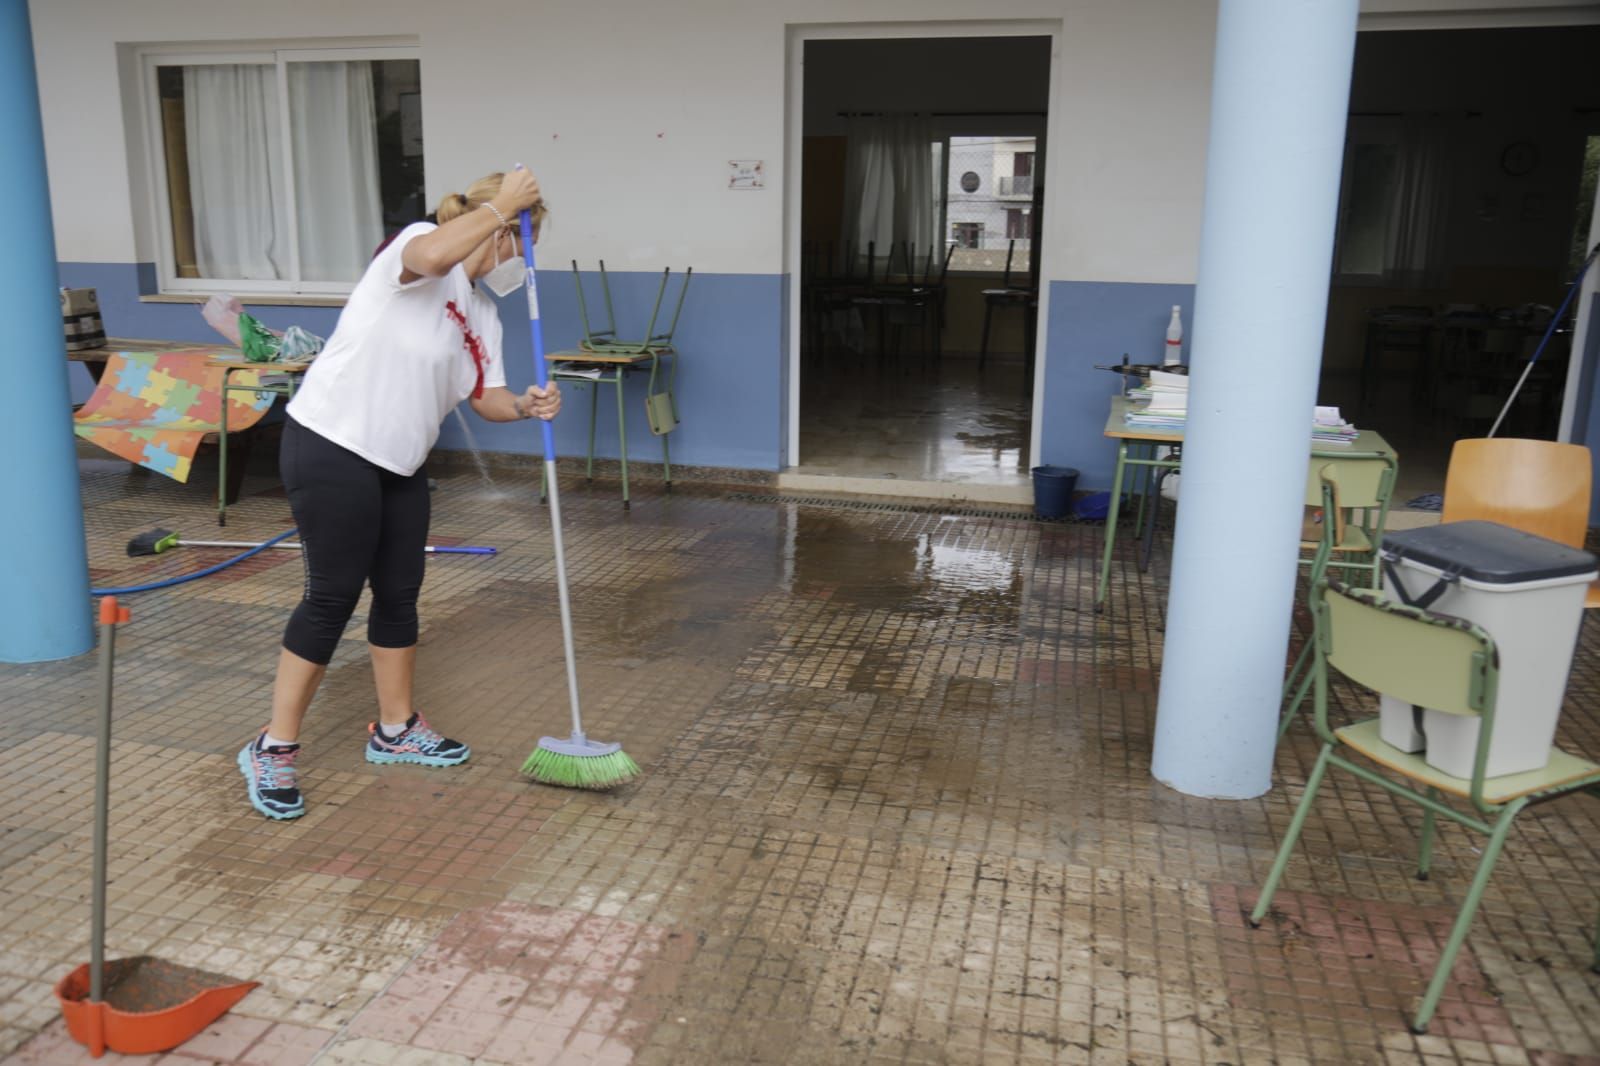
[{"left": 546, "top": 261, "right": 691, "bottom": 508}]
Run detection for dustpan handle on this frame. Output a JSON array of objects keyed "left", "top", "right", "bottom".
[{"left": 90, "top": 597, "right": 129, "bottom": 1003}]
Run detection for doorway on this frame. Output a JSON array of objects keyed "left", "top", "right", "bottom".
[
  {"left": 788, "top": 33, "right": 1053, "bottom": 501},
  {"left": 1323, "top": 25, "right": 1600, "bottom": 509}
]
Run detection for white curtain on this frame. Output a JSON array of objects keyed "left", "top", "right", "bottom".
[
  {"left": 185, "top": 61, "right": 383, "bottom": 282},
  {"left": 1388, "top": 116, "right": 1451, "bottom": 287},
  {"left": 186, "top": 64, "right": 288, "bottom": 280},
  {"left": 287, "top": 61, "right": 383, "bottom": 282},
  {"left": 841, "top": 115, "right": 936, "bottom": 270}
]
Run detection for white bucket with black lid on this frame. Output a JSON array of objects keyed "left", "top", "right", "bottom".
[{"left": 1375, "top": 520, "right": 1596, "bottom": 779}]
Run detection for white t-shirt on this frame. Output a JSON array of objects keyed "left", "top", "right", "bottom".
[{"left": 287, "top": 222, "right": 507, "bottom": 476}]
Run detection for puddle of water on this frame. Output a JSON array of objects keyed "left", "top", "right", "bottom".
[{"left": 789, "top": 512, "right": 1021, "bottom": 620}]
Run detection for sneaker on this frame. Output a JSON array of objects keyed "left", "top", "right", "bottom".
[
  {"left": 237, "top": 731, "right": 305, "bottom": 820},
  {"left": 365, "top": 713, "right": 470, "bottom": 767}
]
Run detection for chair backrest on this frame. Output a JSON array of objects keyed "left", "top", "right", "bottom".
[
  {"left": 1478, "top": 328, "right": 1525, "bottom": 358},
  {"left": 1308, "top": 466, "right": 1347, "bottom": 563},
  {"left": 1440, "top": 438, "right": 1592, "bottom": 549},
  {"left": 571, "top": 260, "right": 616, "bottom": 345},
  {"left": 1000, "top": 239, "right": 1016, "bottom": 287},
  {"left": 1317, "top": 581, "right": 1495, "bottom": 721},
  {"left": 1302, "top": 449, "right": 1397, "bottom": 511},
  {"left": 650, "top": 268, "right": 693, "bottom": 348}
]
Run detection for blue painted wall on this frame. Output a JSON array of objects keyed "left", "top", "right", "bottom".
[
  {"left": 61, "top": 265, "right": 1200, "bottom": 485},
  {"left": 1038, "top": 280, "right": 1196, "bottom": 490},
  {"left": 57, "top": 263, "right": 785, "bottom": 471}
]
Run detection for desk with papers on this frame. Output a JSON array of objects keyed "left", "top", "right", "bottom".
[{"left": 1095, "top": 394, "right": 1394, "bottom": 609}]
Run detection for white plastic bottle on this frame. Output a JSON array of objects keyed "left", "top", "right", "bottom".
[{"left": 1163, "top": 305, "right": 1184, "bottom": 366}]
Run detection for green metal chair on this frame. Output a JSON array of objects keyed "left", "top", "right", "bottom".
[
  {"left": 1251, "top": 577, "right": 1600, "bottom": 1034},
  {"left": 572, "top": 260, "right": 692, "bottom": 356},
  {"left": 1279, "top": 451, "right": 1398, "bottom": 739},
  {"left": 1297, "top": 446, "right": 1397, "bottom": 587},
  {"left": 544, "top": 261, "right": 691, "bottom": 508}
]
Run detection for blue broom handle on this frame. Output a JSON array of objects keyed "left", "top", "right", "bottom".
[
  {"left": 519, "top": 205, "right": 557, "bottom": 460},
  {"left": 519, "top": 188, "right": 588, "bottom": 740}
]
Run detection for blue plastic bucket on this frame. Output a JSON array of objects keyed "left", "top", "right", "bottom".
[{"left": 1030, "top": 465, "right": 1079, "bottom": 519}]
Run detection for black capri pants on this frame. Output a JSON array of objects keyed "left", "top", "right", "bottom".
[{"left": 280, "top": 416, "right": 430, "bottom": 665}]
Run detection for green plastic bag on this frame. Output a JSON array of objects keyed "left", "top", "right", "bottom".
[
  {"left": 238, "top": 312, "right": 281, "bottom": 363},
  {"left": 238, "top": 314, "right": 324, "bottom": 363}
]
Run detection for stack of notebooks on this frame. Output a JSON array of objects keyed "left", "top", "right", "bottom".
[
  {"left": 1311, "top": 405, "right": 1359, "bottom": 446},
  {"left": 1123, "top": 372, "right": 1361, "bottom": 445},
  {"left": 1124, "top": 369, "right": 1189, "bottom": 431}
]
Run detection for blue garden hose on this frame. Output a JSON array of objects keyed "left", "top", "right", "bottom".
[{"left": 91, "top": 529, "right": 300, "bottom": 596}]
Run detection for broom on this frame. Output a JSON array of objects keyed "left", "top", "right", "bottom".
[{"left": 515, "top": 192, "right": 639, "bottom": 790}]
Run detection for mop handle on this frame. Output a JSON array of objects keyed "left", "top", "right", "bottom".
[
  {"left": 1488, "top": 240, "right": 1599, "bottom": 438},
  {"left": 521, "top": 193, "right": 586, "bottom": 740},
  {"left": 90, "top": 597, "right": 129, "bottom": 1003}
]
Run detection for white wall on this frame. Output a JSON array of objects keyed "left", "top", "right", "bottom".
[
  {"left": 29, "top": 0, "right": 1597, "bottom": 287},
  {"left": 30, "top": 0, "right": 1216, "bottom": 287},
  {"left": 31, "top": 0, "right": 788, "bottom": 275}
]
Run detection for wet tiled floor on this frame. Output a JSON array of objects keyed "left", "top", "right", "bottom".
[
  {"left": 797, "top": 354, "right": 1032, "bottom": 490},
  {"left": 1, "top": 453, "right": 1598, "bottom": 1065}
]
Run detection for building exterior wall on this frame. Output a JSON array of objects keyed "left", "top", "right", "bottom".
[{"left": 27, "top": 0, "right": 1600, "bottom": 484}]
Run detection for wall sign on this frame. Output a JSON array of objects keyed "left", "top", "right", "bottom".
[{"left": 729, "top": 160, "right": 765, "bottom": 190}]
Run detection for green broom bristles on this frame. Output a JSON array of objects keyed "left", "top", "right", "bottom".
[{"left": 521, "top": 745, "right": 641, "bottom": 790}]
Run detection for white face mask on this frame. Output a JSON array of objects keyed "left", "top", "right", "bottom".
[{"left": 479, "top": 232, "right": 526, "bottom": 298}]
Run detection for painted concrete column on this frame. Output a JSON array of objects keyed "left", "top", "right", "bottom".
[
  {"left": 0, "top": 0, "right": 92, "bottom": 662},
  {"left": 1150, "top": 0, "right": 1358, "bottom": 798}
]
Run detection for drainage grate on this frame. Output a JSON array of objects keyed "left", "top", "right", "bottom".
[{"left": 723, "top": 492, "right": 1093, "bottom": 523}]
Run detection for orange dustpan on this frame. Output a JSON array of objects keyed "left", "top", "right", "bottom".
[{"left": 54, "top": 599, "right": 257, "bottom": 1057}]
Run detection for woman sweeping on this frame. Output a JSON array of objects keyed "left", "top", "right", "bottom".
[{"left": 239, "top": 168, "right": 559, "bottom": 820}]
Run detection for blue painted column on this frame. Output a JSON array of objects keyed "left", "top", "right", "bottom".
[
  {"left": 1150, "top": 0, "right": 1358, "bottom": 798},
  {"left": 0, "top": 0, "right": 92, "bottom": 662}
]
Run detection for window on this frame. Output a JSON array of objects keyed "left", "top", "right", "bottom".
[
  {"left": 1332, "top": 117, "right": 1447, "bottom": 285},
  {"left": 941, "top": 134, "right": 1038, "bottom": 274},
  {"left": 1335, "top": 141, "right": 1401, "bottom": 278},
  {"left": 142, "top": 44, "right": 424, "bottom": 295},
  {"left": 951, "top": 222, "right": 984, "bottom": 249}
]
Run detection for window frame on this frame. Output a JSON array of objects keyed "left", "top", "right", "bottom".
[
  {"left": 1331, "top": 117, "right": 1405, "bottom": 286},
  {"left": 937, "top": 130, "right": 1042, "bottom": 276},
  {"left": 138, "top": 42, "right": 420, "bottom": 298}
]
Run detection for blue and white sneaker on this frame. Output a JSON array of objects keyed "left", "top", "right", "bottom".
[
  {"left": 237, "top": 731, "right": 305, "bottom": 820},
  {"left": 365, "top": 713, "right": 470, "bottom": 767}
]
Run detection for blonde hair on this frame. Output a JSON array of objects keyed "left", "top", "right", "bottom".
[{"left": 435, "top": 172, "right": 548, "bottom": 227}]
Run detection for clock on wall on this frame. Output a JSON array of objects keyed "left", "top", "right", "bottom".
[{"left": 1500, "top": 141, "right": 1539, "bottom": 177}]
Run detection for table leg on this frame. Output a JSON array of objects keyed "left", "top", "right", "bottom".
[
  {"left": 616, "top": 371, "right": 630, "bottom": 509},
  {"left": 1095, "top": 441, "right": 1130, "bottom": 609},
  {"left": 661, "top": 421, "right": 672, "bottom": 493},
  {"left": 1132, "top": 443, "right": 1151, "bottom": 539},
  {"left": 1141, "top": 467, "right": 1165, "bottom": 572},
  {"left": 586, "top": 383, "right": 599, "bottom": 481},
  {"left": 217, "top": 374, "right": 229, "bottom": 527}
]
